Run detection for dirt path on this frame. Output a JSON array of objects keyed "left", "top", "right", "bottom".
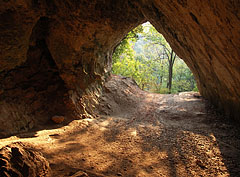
[{"left": 0, "top": 75, "right": 240, "bottom": 176}]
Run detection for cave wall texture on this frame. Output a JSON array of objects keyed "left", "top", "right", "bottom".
[{"left": 0, "top": 0, "right": 239, "bottom": 136}]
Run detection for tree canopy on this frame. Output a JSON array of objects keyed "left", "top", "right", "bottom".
[{"left": 112, "top": 22, "right": 198, "bottom": 94}]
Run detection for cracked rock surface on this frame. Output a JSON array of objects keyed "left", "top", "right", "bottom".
[{"left": 0, "top": 142, "right": 51, "bottom": 177}]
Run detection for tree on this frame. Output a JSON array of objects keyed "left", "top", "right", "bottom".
[
  {"left": 165, "top": 49, "right": 176, "bottom": 93},
  {"left": 112, "top": 22, "right": 197, "bottom": 94},
  {"left": 172, "top": 59, "right": 197, "bottom": 92},
  {"left": 141, "top": 23, "right": 177, "bottom": 93},
  {"left": 112, "top": 25, "right": 143, "bottom": 64},
  {"left": 112, "top": 25, "right": 148, "bottom": 88}
]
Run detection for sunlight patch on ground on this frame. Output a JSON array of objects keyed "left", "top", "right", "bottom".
[
  {"left": 177, "top": 130, "right": 229, "bottom": 176},
  {"left": 130, "top": 129, "right": 137, "bottom": 136},
  {"left": 0, "top": 87, "right": 236, "bottom": 176},
  {"left": 99, "top": 120, "right": 110, "bottom": 127}
]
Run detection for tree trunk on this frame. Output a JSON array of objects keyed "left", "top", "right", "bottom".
[
  {"left": 160, "top": 65, "right": 163, "bottom": 84},
  {"left": 168, "top": 63, "right": 173, "bottom": 93},
  {"left": 167, "top": 50, "right": 175, "bottom": 93}
]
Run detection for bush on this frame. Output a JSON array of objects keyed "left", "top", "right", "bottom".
[{"left": 156, "top": 88, "right": 169, "bottom": 94}]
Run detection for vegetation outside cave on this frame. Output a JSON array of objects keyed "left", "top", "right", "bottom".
[{"left": 112, "top": 22, "right": 198, "bottom": 94}]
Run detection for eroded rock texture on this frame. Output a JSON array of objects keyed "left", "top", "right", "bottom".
[
  {"left": 0, "top": 0, "right": 239, "bottom": 136},
  {"left": 0, "top": 0, "right": 145, "bottom": 136},
  {"left": 0, "top": 142, "right": 51, "bottom": 177},
  {"left": 141, "top": 0, "right": 240, "bottom": 120}
]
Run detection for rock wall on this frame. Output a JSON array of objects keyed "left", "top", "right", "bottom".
[
  {"left": 0, "top": 0, "right": 239, "bottom": 136},
  {"left": 0, "top": 0, "right": 145, "bottom": 137},
  {"left": 139, "top": 0, "right": 240, "bottom": 119}
]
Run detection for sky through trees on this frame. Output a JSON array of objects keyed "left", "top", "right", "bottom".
[{"left": 112, "top": 22, "right": 198, "bottom": 94}]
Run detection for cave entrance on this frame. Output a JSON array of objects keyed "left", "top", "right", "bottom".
[{"left": 112, "top": 22, "right": 198, "bottom": 94}]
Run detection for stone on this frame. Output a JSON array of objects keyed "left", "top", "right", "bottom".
[
  {"left": 0, "top": 142, "right": 51, "bottom": 177},
  {"left": 70, "top": 171, "right": 89, "bottom": 177},
  {"left": 51, "top": 116, "right": 65, "bottom": 124},
  {"left": 140, "top": 0, "right": 240, "bottom": 120},
  {"left": 0, "top": 0, "right": 239, "bottom": 137},
  {"left": 0, "top": 102, "right": 34, "bottom": 138}
]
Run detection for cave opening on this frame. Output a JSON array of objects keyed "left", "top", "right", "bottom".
[
  {"left": 111, "top": 22, "right": 198, "bottom": 94},
  {"left": 0, "top": 1, "right": 240, "bottom": 176}
]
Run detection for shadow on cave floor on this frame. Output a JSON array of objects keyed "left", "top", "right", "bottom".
[{"left": 0, "top": 75, "right": 240, "bottom": 177}]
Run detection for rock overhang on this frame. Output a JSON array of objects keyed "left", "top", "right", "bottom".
[{"left": 0, "top": 0, "right": 239, "bottom": 137}]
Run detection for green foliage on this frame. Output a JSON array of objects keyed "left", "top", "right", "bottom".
[
  {"left": 112, "top": 25, "right": 143, "bottom": 64},
  {"left": 112, "top": 22, "right": 198, "bottom": 94},
  {"left": 157, "top": 88, "right": 169, "bottom": 94}
]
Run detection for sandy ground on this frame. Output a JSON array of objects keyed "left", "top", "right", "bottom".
[{"left": 0, "top": 75, "right": 240, "bottom": 177}]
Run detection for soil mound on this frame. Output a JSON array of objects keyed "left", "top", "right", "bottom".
[{"left": 0, "top": 75, "right": 239, "bottom": 176}]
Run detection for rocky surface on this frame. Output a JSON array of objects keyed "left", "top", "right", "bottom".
[
  {"left": 0, "top": 0, "right": 239, "bottom": 136},
  {"left": 0, "top": 0, "right": 145, "bottom": 137},
  {"left": 0, "top": 75, "right": 239, "bottom": 176},
  {"left": 141, "top": 0, "right": 240, "bottom": 120},
  {"left": 0, "top": 142, "right": 51, "bottom": 177}
]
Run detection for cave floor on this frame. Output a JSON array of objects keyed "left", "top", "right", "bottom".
[{"left": 0, "top": 75, "right": 240, "bottom": 177}]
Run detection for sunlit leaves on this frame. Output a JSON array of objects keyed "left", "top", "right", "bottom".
[{"left": 112, "top": 22, "right": 198, "bottom": 93}]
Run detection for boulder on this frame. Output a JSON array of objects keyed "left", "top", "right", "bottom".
[{"left": 0, "top": 142, "right": 51, "bottom": 177}]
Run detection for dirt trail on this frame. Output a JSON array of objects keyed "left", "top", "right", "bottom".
[{"left": 0, "top": 75, "right": 240, "bottom": 177}]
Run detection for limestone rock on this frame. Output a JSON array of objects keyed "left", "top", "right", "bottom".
[
  {"left": 140, "top": 0, "right": 240, "bottom": 119},
  {"left": 70, "top": 170, "right": 105, "bottom": 177},
  {"left": 70, "top": 171, "right": 89, "bottom": 177},
  {"left": 0, "top": 0, "right": 239, "bottom": 137},
  {"left": 51, "top": 115, "right": 65, "bottom": 124},
  {"left": 0, "top": 102, "right": 34, "bottom": 138},
  {"left": 0, "top": 142, "right": 51, "bottom": 177}
]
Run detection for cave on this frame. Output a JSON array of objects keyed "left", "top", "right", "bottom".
[
  {"left": 0, "top": 0, "right": 240, "bottom": 176},
  {"left": 1, "top": 1, "right": 239, "bottom": 134}
]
